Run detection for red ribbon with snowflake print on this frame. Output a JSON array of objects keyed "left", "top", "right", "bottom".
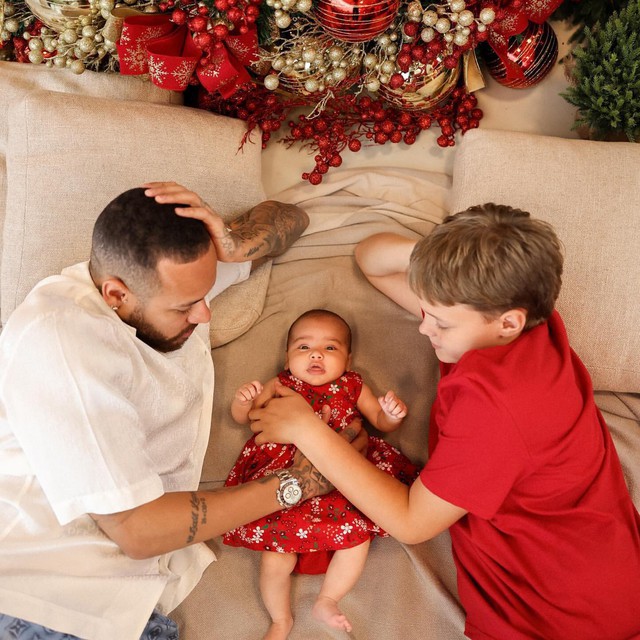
[
  {"left": 116, "top": 14, "right": 257, "bottom": 95},
  {"left": 486, "top": 0, "right": 564, "bottom": 81}
]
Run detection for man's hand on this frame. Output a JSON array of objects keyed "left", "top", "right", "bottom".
[
  {"left": 289, "top": 416, "right": 365, "bottom": 500},
  {"left": 143, "top": 182, "right": 309, "bottom": 264}
]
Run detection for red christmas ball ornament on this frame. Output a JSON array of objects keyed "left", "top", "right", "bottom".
[
  {"left": 315, "top": 0, "right": 400, "bottom": 42},
  {"left": 482, "top": 20, "right": 558, "bottom": 89},
  {"left": 188, "top": 15, "right": 208, "bottom": 32},
  {"left": 171, "top": 7, "right": 187, "bottom": 24}
]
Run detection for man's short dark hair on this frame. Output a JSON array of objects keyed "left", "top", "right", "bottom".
[{"left": 89, "top": 187, "right": 212, "bottom": 297}]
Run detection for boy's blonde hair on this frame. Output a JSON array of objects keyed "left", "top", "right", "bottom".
[{"left": 409, "top": 204, "right": 563, "bottom": 330}]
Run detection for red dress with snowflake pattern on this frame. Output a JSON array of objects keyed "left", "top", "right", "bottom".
[{"left": 223, "top": 370, "right": 419, "bottom": 573}]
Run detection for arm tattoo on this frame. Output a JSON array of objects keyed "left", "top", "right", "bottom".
[
  {"left": 291, "top": 451, "right": 334, "bottom": 498},
  {"left": 186, "top": 492, "right": 207, "bottom": 544},
  {"left": 228, "top": 201, "right": 309, "bottom": 260}
]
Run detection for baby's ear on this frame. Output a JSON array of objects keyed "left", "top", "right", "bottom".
[
  {"left": 500, "top": 309, "right": 527, "bottom": 337},
  {"left": 346, "top": 353, "right": 353, "bottom": 370}
]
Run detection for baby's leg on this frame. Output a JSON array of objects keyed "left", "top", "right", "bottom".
[
  {"left": 260, "top": 551, "right": 298, "bottom": 640},
  {"left": 313, "top": 539, "right": 371, "bottom": 633}
]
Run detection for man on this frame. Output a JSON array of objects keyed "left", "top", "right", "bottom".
[{"left": 0, "top": 182, "right": 326, "bottom": 640}]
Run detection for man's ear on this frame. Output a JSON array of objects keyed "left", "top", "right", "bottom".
[
  {"left": 100, "top": 278, "right": 130, "bottom": 311},
  {"left": 499, "top": 309, "right": 527, "bottom": 338}
]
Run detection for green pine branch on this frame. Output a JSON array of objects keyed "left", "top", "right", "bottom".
[{"left": 561, "top": 0, "right": 640, "bottom": 141}]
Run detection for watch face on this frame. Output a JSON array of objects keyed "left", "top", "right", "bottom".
[{"left": 283, "top": 482, "right": 302, "bottom": 505}]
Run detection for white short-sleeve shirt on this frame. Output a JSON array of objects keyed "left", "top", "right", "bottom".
[{"left": 0, "top": 260, "right": 250, "bottom": 640}]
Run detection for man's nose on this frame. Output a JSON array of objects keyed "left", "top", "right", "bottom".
[{"left": 189, "top": 300, "right": 211, "bottom": 324}]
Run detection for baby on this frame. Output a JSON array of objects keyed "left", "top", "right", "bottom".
[{"left": 224, "top": 309, "right": 418, "bottom": 640}]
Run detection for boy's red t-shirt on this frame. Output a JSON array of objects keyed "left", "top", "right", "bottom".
[{"left": 420, "top": 311, "right": 640, "bottom": 640}]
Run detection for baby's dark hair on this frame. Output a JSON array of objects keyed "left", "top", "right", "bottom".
[
  {"left": 409, "top": 203, "right": 564, "bottom": 330},
  {"left": 89, "top": 187, "right": 212, "bottom": 298},
  {"left": 286, "top": 309, "right": 352, "bottom": 351}
]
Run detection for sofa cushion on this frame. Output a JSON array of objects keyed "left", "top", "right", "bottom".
[
  {"left": 0, "top": 63, "right": 182, "bottom": 322},
  {"left": 3, "top": 89, "right": 267, "bottom": 345},
  {"left": 449, "top": 128, "right": 640, "bottom": 393}
]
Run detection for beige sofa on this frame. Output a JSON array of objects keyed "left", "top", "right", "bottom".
[{"left": 2, "top": 62, "right": 639, "bottom": 639}]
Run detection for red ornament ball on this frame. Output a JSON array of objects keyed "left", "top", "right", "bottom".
[
  {"left": 482, "top": 21, "right": 558, "bottom": 89},
  {"left": 315, "top": 0, "right": 400, "bottom": 42}
]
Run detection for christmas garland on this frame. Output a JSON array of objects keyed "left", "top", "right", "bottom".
[{"left": 1, "top": 0, "right": 564, "bottom": 183}]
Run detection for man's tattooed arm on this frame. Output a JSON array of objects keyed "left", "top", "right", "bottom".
[
  {"left": 288, "top": 420, "right": 367, "bottom": 500},
  {"left": 186, "top": 492, "right": 208, "bottom": 544},
  {"left": 214, "top": 201, "right": 309, "bottom": 264}
]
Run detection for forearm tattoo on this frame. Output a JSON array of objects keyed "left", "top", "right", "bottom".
[
  {"left": 291, "top": 451, "right": 334, "bottom": 498},
  {"left": 186, "top": 492, "right": 208, "bottom": 544},
  {"left": 228, "top": 201, "right": 309, "bottom": 260}
]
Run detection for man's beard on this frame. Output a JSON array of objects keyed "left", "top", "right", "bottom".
[{"left": 129, "top": 306, "right": 196, "bottom": 353}]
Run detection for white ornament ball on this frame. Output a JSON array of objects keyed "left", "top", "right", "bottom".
[
  {"left": 435, "top": 18, "right": 451, "bottom": 33},
  {"left": 69, "top": 59, "right": 85, "bottom": 74},
  {"left": 420, "top": 27, "right": 435, "bottom": 42},
  {"left": 28, "top": 50, "right": 44, "bottom": 64},
  {"left": 264, "top": 74, "right": 280, "bottom": 90},
  {"left": 62, "top": 29, "right": 77, "bottom": 44},
  {"left": 449, "top": 0, "right": 465, "bottom": 11},
  {"left": 363, "top": 53, "right": 378, "bottom": 69},
  {"left": 457, "top": 9, "right": 474, "bottom": 27},
  {"left": 304, "top": 78, "right": 319, "bottom": 92},
  {"left": 275, "top": 12, "right": 291, "bottom": 28},
  {"left": 422, "top": 10, "right": 438, "bottom": 26},
  {"left": 365, "top": 77, "right": 380, "bottom": 92},
  {"left": 295, "top": 0, "right": 312, "bottom": 11},
  {"left": 479, "top": 8, "right": 495, "bottom": 24},
  {"left": 453, "top": 32, "right": 468, "bottom": 46}
]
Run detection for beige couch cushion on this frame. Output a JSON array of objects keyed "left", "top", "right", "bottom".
[
  {"left": 3, "top": 89, "right": 267, "bottom": 344},
  {"left": 449, "top": 129, "right": 640, "bottom": 393},
  {"left": 0, "top": 63, "right": 182, "bottom": 319}
]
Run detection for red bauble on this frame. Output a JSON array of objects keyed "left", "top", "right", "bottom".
[
  {"left": 482, "top": 21, "right": 558, "bottom": 89},
  {"left": 315, "top": 0, "right": 400, "bottom": 42}
]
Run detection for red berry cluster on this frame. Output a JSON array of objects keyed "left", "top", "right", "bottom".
[
  {"left": 158, "top": 0, "right": 262, "bottom": 40},
  {"left": 197, "top": 84, "right": 305, "bottom": 147},
  {"left": 397, "top": 18, "right": 489, "bottom": 81},
  {"left": 281, "top": 88, "right": 483, "bottom": 185}
]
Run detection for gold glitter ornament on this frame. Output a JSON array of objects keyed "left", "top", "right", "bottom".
[{"left": 378, "top": 56, "right": 461, "bottom": 111}]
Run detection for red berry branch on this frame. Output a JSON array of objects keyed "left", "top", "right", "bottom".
[{"left": 282, "top": 88, "right": 482, "bottom": 184}]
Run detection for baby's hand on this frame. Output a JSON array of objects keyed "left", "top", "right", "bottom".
[
  {"left": 235, "top": 381, "right": 264, "bottom": 406},
  {"left": 378, "top": 390, "right": 407, "bottom": 421}
]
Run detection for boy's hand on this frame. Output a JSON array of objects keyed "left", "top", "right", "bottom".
[
  {"left": 234, "top": 381, "right": 264, "bottom": 406},
  {"left": 378, "top": 390, "right": 407, "bottom": 421}
]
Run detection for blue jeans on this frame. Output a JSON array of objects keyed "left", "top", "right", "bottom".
[{"left": 0, "top": 610, "right": 178, "bottom": 639}]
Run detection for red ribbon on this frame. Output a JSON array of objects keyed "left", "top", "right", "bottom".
[
  {"left": 116, "top": 14, "right": 257, "bottom": 96},
  {"left": 486, "top": 0, "right": 563, "bottom": 81}
]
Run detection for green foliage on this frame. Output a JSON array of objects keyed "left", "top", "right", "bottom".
[
  {"left": 553, "top": 0, "right": 629, "bottom": 46},
  {"left": 561, "top": 0, "right": 640, "bottom": 141}
]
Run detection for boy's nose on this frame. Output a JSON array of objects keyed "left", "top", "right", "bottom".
[{"left": 310, "top": 350, "right": 323, "bottom": 359}]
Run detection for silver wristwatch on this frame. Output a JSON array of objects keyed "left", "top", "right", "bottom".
[{"left": 275, "top": 469, "right": 303, "bottom": 509}]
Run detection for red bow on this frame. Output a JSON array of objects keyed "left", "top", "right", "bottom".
[
  {"left": 486, "top": 0, "right": 563, "bottom": 81},
  {"left": 116, "top": 14, "right": 258, "bottom": 96}
]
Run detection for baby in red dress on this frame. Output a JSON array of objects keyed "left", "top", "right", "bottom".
[{"left": 223, "top": 309, "right": 418, "bottom": 639}]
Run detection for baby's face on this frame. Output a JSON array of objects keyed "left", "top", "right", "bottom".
[{"left": 286, "top": 316, "right": 351, "bottom": 386}]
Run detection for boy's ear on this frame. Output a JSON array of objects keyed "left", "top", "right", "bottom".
[
  {"left": 499, "top": 309, "right": 527, "bottom": 337},
  {"left": 346, "top": 353, "right": 353, "bottom": 370}
]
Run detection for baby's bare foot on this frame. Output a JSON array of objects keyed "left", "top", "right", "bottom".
[
  {"left": 312, "top": 595, "right": 352, "bottom": 632},
  {"left": 262, "top": 618, "right": 293, "bottom": 640}
]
